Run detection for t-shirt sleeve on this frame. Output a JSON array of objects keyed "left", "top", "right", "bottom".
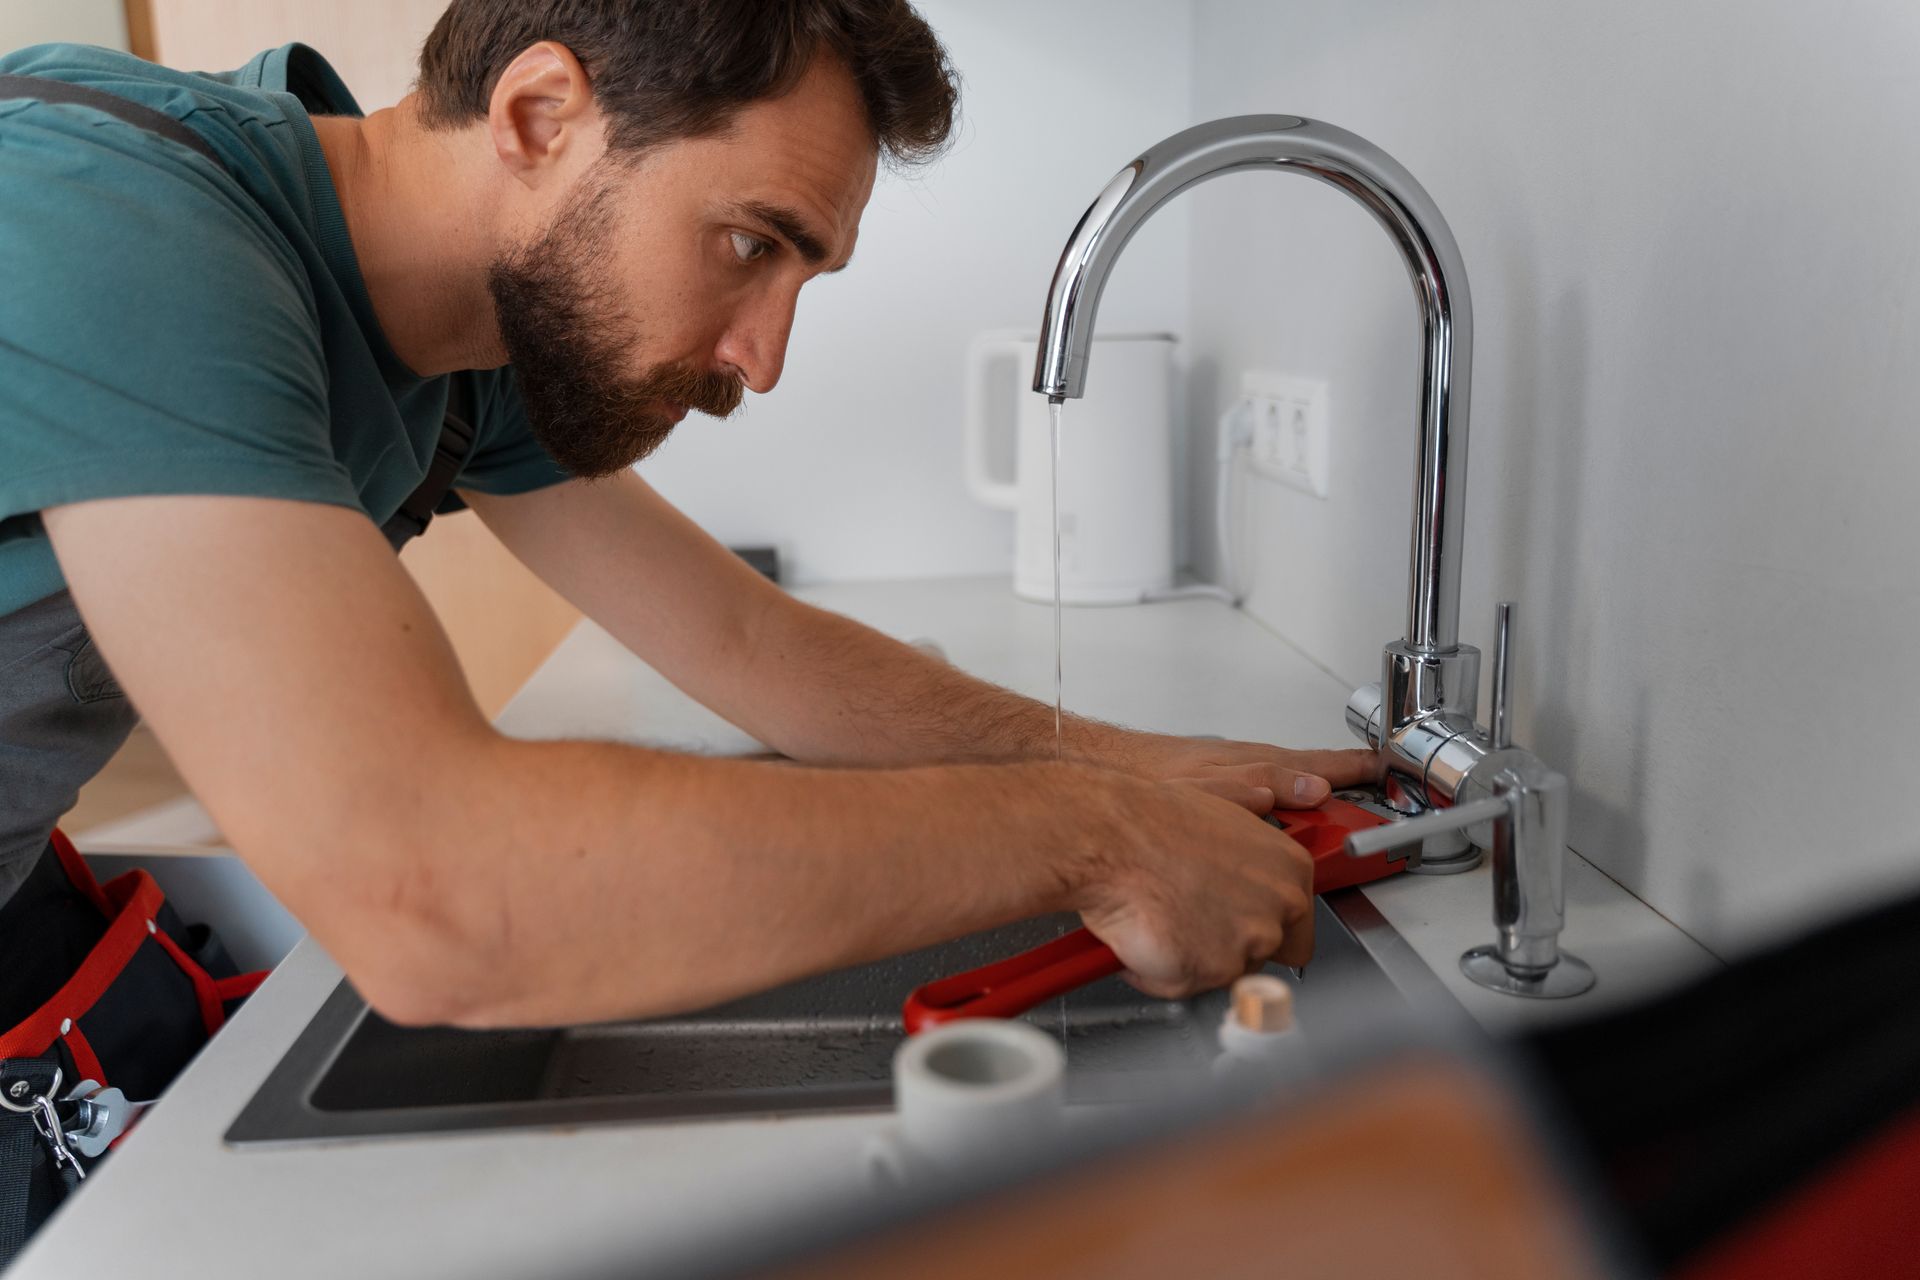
[
  {"left": 0, "top": 99, "right": 358, "bottom": 540},
  {"left": 452, "top": 367, "right": 572, "bottom": 497}
]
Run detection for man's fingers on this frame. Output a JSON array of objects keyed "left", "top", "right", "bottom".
[
  {"left": 1211, "top": 747, "right": 1381, "bottom": 792},
  {"left": 1280, "top": 748, "right": 1382, "bottom": 788},
  {"left": 1274, "top": 892, "right": 1316, "bottom": 968},
  {"left": 1169, "top": 776, "right": 1276, "bottom": 814},
  {"left": 1266, "top": 767, "right": 1330, "bottom": 810},
  {"left": 1202, "top": 762, "right": 1328, "bottom": 810}
]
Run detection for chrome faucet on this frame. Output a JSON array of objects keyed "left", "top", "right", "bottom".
[{"left": 1031, "top": 115, "right": 1594, "bottom": 997}]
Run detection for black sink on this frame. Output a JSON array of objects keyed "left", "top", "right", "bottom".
[{"left": 227, "top": 892, "right": 1443, "bottom": 1145}]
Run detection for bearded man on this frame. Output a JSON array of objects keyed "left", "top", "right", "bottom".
[{"left": 0, "top": 0, "right": 1373, "bottom": 1207}]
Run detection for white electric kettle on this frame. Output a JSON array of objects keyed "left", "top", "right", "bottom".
[{"left": 963, "top": 331, "right": 1178, "bottom": 604}]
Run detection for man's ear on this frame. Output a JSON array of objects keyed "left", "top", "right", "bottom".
[{"left": 487, "top": 40, "right": 601, "bottom": 187}]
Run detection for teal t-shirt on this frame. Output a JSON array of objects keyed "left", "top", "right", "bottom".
[{"left": 0, "top": 41, "right": 570, "bottom": 617}]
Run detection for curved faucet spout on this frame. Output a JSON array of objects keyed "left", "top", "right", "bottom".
[{"left": 1031, "top": 114, "right": 1472, "bottom": 654}]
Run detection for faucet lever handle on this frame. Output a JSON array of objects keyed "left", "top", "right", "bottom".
[
  {"left": 1343, "top": 795, "right": 1512, "bottom": 863},
  {"left": 1490, "top": 600, "right": 1515, "bottom": 751}
]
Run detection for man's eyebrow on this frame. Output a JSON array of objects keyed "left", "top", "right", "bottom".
[{"left": 734, "top": 200, "right": 846, "bottom": 269}]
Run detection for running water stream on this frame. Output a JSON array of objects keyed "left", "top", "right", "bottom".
[{"left": 1049, "top": 398, "right": 1064, "bottom": 761}]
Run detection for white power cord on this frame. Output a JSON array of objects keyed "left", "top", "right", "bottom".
[{"left": 1143, "top": 397, "right": 1252, "bottom": 606}]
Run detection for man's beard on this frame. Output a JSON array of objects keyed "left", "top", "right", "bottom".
[{"left": 486, "top": 169, "right": 743, "bottom": 479}]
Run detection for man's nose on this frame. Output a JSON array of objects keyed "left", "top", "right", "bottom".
[{"left": 714, "top": 289, "right": 798, "bottom": 394}]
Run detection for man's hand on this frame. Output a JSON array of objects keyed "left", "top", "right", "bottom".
[
  {"left": 1070, "top": 769, "right": 1320, "bottom": 997},
  {"left": 1084, "top": 728, "right": 1382, "bottom": 817}
]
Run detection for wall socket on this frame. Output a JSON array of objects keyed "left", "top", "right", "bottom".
[{"left": 1241, "top": 371, "right": 1330, "bottom": 498}]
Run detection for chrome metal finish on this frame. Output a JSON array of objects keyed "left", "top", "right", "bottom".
[
  {"left": 61, "top": 1081, "right": 150, "bottom": 1158},
  {"left": 1451, "top": 754, "right": 1594, "bottom": 996},
  {"left": 1343, "top": 795, "right": 1510, "bottom": 861},
  {"left": 1423, "top": 731, "right": 1493, "bottom": 810},
  {"left": 1032, "top": 114, "right": 1472, "bottom": 654},
  {"left": 1490, "top": 601, "right": 1514, "bottom": 750},
  {"left": 1354, "top": 604, "right": 1594, "bottom": 996},
  {"left": 1460, "top": 947, "right": 1596, "bottom": 999},
  {"left": 1345, "top": 683, "right": 1385, "bottom": 752},
  {"left": 1033, "top": 118, "right": 1590, "bottom": 998},
  {"left": 1319, "top": 886, "right": 1462, "bottom": 1011},
  {"left": 1408, "top": 834, "right": 1479, "bottom": 872},
  {"left": 1383, "top": 643, "right": 1481, "bottom": 738},
  {"left": 2, "top": 1065, "right": 87, "bottom": 1181},
  {"left": 1034, "top": 161, "right": 1148, "bottom": 401},
  {"left": 1375, "top": 644, "right": 1485, "bottom": 871}
]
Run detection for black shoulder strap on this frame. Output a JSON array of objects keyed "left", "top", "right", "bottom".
[
  {"left": 381, "top": 376, "right": 479, "bottom": 552},
  {"left": 0, "top": 74, "right": 221, "bottom": 169}
]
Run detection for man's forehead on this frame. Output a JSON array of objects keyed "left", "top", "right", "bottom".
[
  {"left": 706, "top": 58, "right": 876, "bottom": 251},
  {"left": 721, "top": 198, "right": 857, "bottom": 272},
  {"left": 602, "top": 58, "right": 875, "bottom": 268}
]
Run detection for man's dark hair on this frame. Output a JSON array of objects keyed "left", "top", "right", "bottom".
[{"left": 416, "top": 0, "right": 957, "bottom": 166}]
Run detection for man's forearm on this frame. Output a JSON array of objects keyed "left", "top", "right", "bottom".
[
  {"left": 465, "top": 478, "right": 1138, "bottom": 770},
  {"left": 723, "top": 594, "right": 1128, "bottom": 769},
  {"left": 355, "top": 738, "right": 1123, "bottom": 1028}
]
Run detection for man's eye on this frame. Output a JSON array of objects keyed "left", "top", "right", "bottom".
[{"left": 729, "top": 232, "right": 771, "bottom": 264}]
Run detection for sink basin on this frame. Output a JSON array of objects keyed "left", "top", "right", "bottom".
[{"left": 227, "top": 890, "right": 1451, "bottom": 1145}]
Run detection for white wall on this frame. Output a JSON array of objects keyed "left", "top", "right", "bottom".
[
  {"left": 638, "top": 0, "right": 1194, "bottom": 584},
  {"left": 0, "top": 0, "right": 125, "bottom": 51},
  {"left": 1187, "top": 0, "right": 1920, "bottom": 955}
]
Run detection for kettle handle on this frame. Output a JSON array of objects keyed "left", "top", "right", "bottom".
[{"left": 962, "top": 331, "right": 1033, "bottom": 510}]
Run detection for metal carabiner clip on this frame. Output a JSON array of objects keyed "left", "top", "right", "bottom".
[{"left": 1, "top": 1062, "right": 86, "bottom": 1181}]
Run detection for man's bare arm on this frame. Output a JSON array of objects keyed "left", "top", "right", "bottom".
[
  {"left": 465, "top": 473, "right": 1377, "bottom": 797},
  {"left": 45, "top": 494, "right": 1315, "bottom": 1027}
]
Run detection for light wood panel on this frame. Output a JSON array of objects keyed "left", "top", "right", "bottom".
[
  {"left": 144, "top": 0, "right": 447, "bottom": 106},
  {"left": 120, "top": 0, "right": 155, "bottom": 60},
  {"left": 399, "top": 508, "right": 582, "bottom": 721},
  {"left": 66, "top": 724, "right": 189, "bottom": 834}
]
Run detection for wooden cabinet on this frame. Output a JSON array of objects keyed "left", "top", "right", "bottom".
[{"left": 133, "top": 0, "right": 447, "bottom": 108}]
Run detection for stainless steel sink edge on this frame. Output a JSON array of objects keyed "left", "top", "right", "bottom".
[{"left": 1319, "top": 885, "right": 1463, "bottom": 1010}]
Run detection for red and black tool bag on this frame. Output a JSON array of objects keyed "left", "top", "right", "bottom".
[
  {"left": 0, "top": 831, "right": 265, "bottom": 1093},
  {"left": 0, "top": 831, "right": 266, "bottom": 1263}
]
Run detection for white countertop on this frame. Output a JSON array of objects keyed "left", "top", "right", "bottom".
[{"left": 12, "top": 577, "right": 1717, "bottom": 1280}]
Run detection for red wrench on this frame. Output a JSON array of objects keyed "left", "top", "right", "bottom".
[{"left": 902, "top": 795, "right": 1397, "bottom": 1034}]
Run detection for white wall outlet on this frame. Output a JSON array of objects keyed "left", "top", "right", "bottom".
[{"left": 1240, "top": 371, "right": 1330, "bottom": 498}]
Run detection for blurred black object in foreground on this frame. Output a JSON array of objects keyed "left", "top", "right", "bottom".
[{"left": 1521, "top": 885, "right": 1920, "bottom": 1275}]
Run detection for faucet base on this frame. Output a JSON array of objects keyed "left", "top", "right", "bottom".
[
  {"left": 1406, "top": 841, "right": 1484, "bottom": 875},
  {"left": 1459, "top": 946, "right": 1596, "bottom": 999}
]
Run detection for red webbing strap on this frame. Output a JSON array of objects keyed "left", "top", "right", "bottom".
[
  {"left": 48, "top": 829, "right": 109, "bottom": 915},
  {"left": 147, "top": 928, "right": 226, "bottom": 1038},
  {"left": 60, "top": 1023, "right": 105, "bottom": 1089},
  {"left": 59, "top": 829, "right": 270, "bottom": 1034},
  {"left": 214, "top": 972, "right": 268, "bottom": 1003},
  {"left": 0, "top": 868, "right": 166, "bottom": 1060},
  {"left": 6, "top": 831, "right": 271, "bottom": 1058}
]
